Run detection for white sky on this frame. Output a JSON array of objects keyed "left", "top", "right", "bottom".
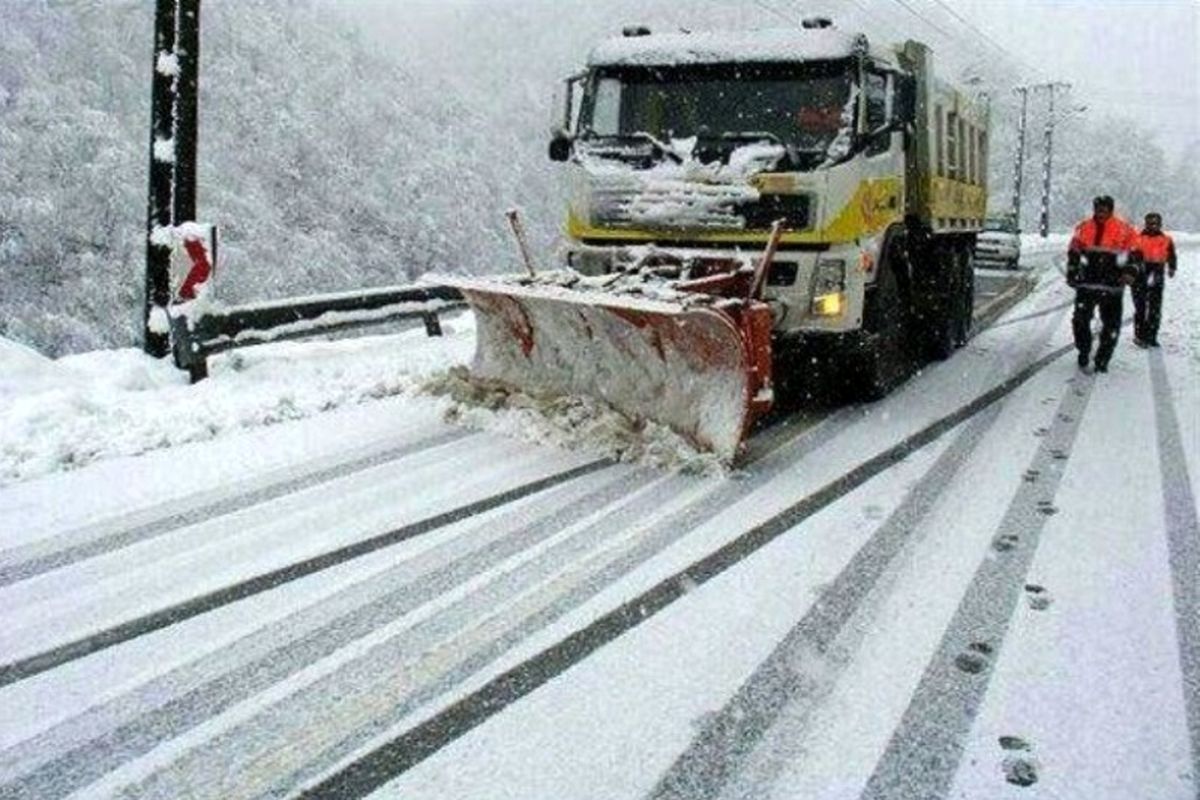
[{"left": 955, "top": 0, "right": 1199, "bottom": 154}]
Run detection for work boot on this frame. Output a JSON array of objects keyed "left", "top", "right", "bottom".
[
  {"left": 1077, "top": 351, "right": 1089, "bottom": 370},
  {"left": 1149, "top": 339, "right": 1161, "bottom": 348},
  {"left": 1133, "top": 338, "right": 1148, "bottom": 349},
  {"left": 1095, "top": 361, "right": 1109, "bottom": 373}
]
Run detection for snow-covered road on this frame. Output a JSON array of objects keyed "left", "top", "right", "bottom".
[{"left": 0, "top": 246, "right": 1196, "bottom": 799}]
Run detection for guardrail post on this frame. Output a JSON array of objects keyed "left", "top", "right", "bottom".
[
  {"left": 170, "top": 312, "right": 208, "bottom": 383},
  {"left": 423, "top": 312, "right": 443, "bottom": 337}
]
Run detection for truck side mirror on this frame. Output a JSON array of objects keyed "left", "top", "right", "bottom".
[
  {"left": 893, "top": 75, "right": 917, "bottom": 126},
  {"left": 549, "top": 131, "right": 572, "bottom": 162}
]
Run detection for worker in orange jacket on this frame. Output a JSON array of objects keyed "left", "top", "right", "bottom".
[
  {"left": 1066, "top": 195, "right": 1139, "bottom": 373},
  {"left": 1130, "top": 212, "right": 1178, "bottom": 348}
]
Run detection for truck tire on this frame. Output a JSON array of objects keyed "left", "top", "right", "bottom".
[
  {"left": 852, "top": 266, "right": 910, "bottom": 401},
  {"left": 921, "top": 247, "right": 957, "bottom": 361},
  {"left": 953, "top": 246, "right": 975, "bottom": 347},
  {"left": 919, "top": 243, "right": 976, "bottom": 360}
]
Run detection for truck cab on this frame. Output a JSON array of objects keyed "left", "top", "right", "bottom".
[{"left": 549, "top": 21, "right": 989, "bottom": 394}]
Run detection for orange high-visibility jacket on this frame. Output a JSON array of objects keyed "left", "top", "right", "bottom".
[
  {"left": 1132, "top": 231, "right": 1177, "bottom": 268},
  {"left": 1069, "top": 216, "right": 1138, "bottom": 256},
  {"left": 1067, "top": 215, "right": 1138, "bottom": 288}
]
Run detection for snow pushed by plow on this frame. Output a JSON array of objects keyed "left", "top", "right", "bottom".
[
  {"left": 425, "top": 366, "right": 725, "bottom": 476},
  {"left": 441, "top": 275, "right": 759, "bottom": 463}
]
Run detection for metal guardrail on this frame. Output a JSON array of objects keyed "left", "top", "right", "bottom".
[{"left": 170, "top": 284, "right": 466, "bottom": 382}]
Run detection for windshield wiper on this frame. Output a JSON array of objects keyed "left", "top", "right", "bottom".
[
  {"left": 717, "top": 131, "right": 783, "bottom": 145},
  {"left": 712, "top": 131, "right": 807, "bottom": 170},
  {"left": 581, "top": 130, "right": 684, "bottom": 164}
]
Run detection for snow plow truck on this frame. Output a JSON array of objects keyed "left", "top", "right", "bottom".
[{"left": 442, "top": 18, "right": 989, "bottom": 461}]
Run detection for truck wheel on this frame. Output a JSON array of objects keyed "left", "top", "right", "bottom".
[
  {"left": 953, "top": 247, "right": 975, "bottom": 347},
  {"left": 921, "top": 245, "right": 970, "bottom": 361},
  {"left": 852, "top": 266, "right": 910, "bottom": 401}
]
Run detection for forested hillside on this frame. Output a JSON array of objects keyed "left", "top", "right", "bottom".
[{"left": 0, "top": 0, "right": 558, "bottom": 355}]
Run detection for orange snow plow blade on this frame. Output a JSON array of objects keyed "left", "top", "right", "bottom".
[{"left": 438, "top": 275, "right": 774, "bottom": 461}]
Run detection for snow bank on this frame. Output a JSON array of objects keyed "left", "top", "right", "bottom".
[
  {"left": 0, "top": 324, "right": 471, "bottom": 486},
  {"left": 0, "top": 308, "right": 728, "bottom": 486},
  {"left": 0, "top": 337, "right": 68, "bottom": 400}
]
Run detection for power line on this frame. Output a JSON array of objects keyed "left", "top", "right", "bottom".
[
  {"left": 836, "top": 0, "right": 907, "bottom": 41},
  {"left": 924, "top": 0, "right": 1040, "bottom": 77},
  {"left": 884, "top": 0, "right": 960, "bottom": 42},
  {"left": 761, "top": 0, "right": 1043, "bottom": 95},
  {"left": 862, "top": 0, "right": 1007, "bottom": 76},
  {"left": 751, "top": 0, "right": 796, "bottom": 26}
]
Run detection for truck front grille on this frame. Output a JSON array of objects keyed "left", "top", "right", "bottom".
[{"left": 590, "top": 178, "right": 811, "bottom": 232}]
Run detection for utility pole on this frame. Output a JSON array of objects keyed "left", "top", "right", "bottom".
[
  {"left": 1010, "top": 86, "right": 1029, "bottom": 228},
  {"left": 144, "top": 0, "right": 202, "bottom": 357},
  {"left": 174, "top": 0, "right": 201, "bottom": 224},
  {"left": 144, "top": 0, "right": 178, "bottom": 357},
  {"left": 1036, "top": 81, "right": 1071, "bottom": 238}
]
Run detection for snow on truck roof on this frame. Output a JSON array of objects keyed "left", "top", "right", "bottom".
[{"left": 587, "top": 27, "right": 889, "bottom": 68}]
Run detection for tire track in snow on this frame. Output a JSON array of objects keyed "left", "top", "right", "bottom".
[
  {"left": 648, "top": 405, "right": 1005, "bottom": 800},
  {"left": 0, "top": 430, "right": 473, "bottom": 588},
  {"left": 858, "top": 371, "right": 1096, "bottom": 800},
  {"left": 1, "top": 413, "right": 837, "bottom": 799},
  {"left": 298, "top": 342, "right": 1080, "bottom": 800},
  {"left": 74, "top": 410, "right": 843, "bottom": 800},
  {"left": 986, "top": 298, "right": 1076, "bottom": 331},
  {"left": 0, "top": 396, "right": 838, "bottom": 799},
  {"left": 0, "top": 458, "right": 611, "bottom": 689},
  {"left": 1149, "top": 350, "right": 1200, "bottom": 774},
  {"left": 0, "top": 468, "right": 651, "bottom": 800},
  {"left": 119, "top": 472, "right": 709, "bottom": 800}
]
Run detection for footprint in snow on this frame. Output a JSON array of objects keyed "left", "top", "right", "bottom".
[
  {"left": 998, "top": 736, "right": 1040, "bottom": 787},
  {"left": 1033, "top": 427, "right": 1050, "bottom": 438},
  {"left": 993, "top": 533, "right": 1020, "bottom": 552},
  {"left": 954, "top": 641, "right": 994, "bottom": 674},
  {"left": 1002, "top": 756, "right": 1040, "bottom": 787},
  {"left": 999, "top": 735, "right": 1031, "bottom": 751},
  {"left": 1035, "top": 500, "right": 1058, "bottom": 516},
  {"left": 1024, "top": 584, "right": 1053, "bottom": 611},
  {"left": 1023, "top": 469, "right": 1041, "bottom": 483}
]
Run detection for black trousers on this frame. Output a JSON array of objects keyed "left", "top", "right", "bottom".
[
  {"left": 1132, "top": 266, "right": 1165, "bottom": 343},
  {"left": 1073, "top": 287, "right": 1124, "bottom": 367}
]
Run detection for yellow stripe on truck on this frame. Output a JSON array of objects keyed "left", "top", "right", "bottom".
[
  {"left": 928, "top": 177, "right": 987, "bottom": 221},
  {"left": 567, "top": 177, "right": 905, "bottom": 247}
]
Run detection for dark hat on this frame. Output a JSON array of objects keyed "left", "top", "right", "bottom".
[
  {"left": 1145, "top": 211, "right": 1162, "bottom": 223},
  {"left": 1093, "top": 195, "right": 1115, "bottom": 211}
]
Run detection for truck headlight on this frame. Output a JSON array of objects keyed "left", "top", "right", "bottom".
[{"left": 811, "top": 258, "right": 846, "bottom": 316}]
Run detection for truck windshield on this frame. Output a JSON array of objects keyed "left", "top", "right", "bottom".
[{"left": 579, "top": 60, "right": 856, "bottom": 161}]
